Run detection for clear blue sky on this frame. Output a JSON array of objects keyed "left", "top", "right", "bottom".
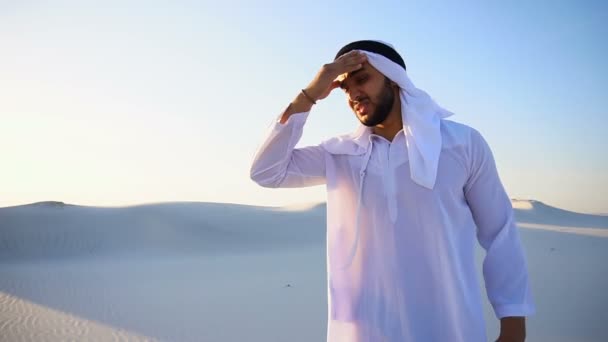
[{"left": 1, "top": 0, "right": 606, "bottom": 213}]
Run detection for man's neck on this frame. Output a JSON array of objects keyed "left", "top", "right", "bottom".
[{"left": 372, "top": 98, "right": 402, "bottom": 142}]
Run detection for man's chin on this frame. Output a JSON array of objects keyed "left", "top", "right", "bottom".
[
  {"left": 359, "top": 114, "right": 385, "bottom": 127},
  {"left": 360, "top": 120, "right": 377, "bottom": 127}
]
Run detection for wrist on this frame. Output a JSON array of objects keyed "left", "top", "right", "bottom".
[
  {"left": 304, "top": 85, "right": 322, "bottom": 102},
  {"left": 300, "top": 88, "right": 317, "bottom": 105},
  {"left": 498, "top": 317, "right": 526, "bottom": 341}
]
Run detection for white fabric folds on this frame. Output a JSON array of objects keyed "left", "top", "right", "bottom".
[
  {"left": 330, "top": 49, "right": 454, "bottom": 189},
  {"left": 249, "top": 44, "right": 536, "bottom": 341}
]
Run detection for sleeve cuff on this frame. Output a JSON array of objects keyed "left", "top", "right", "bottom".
[
  {"left": 275, "top": 111, "right": 310, "bottom": 126},
  {"left": 494, "top": 303, "right": 536, "bottom": 319}
]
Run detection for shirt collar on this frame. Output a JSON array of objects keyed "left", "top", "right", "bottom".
[{"left": 352, "top": 124, "right": 406, "bottom": 148}]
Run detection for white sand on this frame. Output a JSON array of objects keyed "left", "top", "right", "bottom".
[
  {"left": 0, "top": 291, "right": 155, "bottom": 341},
  {"left": 0, "top": 200, "right": 606, "bottom": 341}
]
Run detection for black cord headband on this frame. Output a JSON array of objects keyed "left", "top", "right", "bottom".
[{"left": 335, "top": 40, "right": 406, "bottom": 71}]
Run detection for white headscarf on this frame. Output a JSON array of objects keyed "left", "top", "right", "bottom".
[
  {"left": 367, "top": 50, "right": 453, "bottom": 189},
  {"left": 320, "top": 42, "right": 456, "bottom": 268},
  {"left": 325, "top": 41, "right": 454, "bottom": 189}
]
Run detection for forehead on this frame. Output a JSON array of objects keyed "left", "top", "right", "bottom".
[{"left": 336, "top": 62, "right": 383, "bottom": 83}]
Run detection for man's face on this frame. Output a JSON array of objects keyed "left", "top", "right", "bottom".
[{"left": 338, "top": 62, "right": 396, "bottom": 127}]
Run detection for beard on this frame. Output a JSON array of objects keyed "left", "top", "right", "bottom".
[{"left": 356, "top": 78, "right": 396, "bottom": 127}]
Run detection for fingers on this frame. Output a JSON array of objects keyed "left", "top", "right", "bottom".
[
  {"left": 336, "top": 55, "right": 366, "bottom": 81},
  {"left": 342, "top": 56, "right": 367, "bottom": 74},
  {"left": 335, "top": 51, "right": 367, "bottom": 69},
  {"left": 335, "top": 62, "right": 365, "bottom": 82},
  {"left": 342, "top": 51, "right": 367, "bottom": 66},
  {"left": 348, "top": 59, "right": 365, "bottom": 69},
  {"left": 336, "top": 50, "right": 366, "bottom": 60},
  {"left": 315, "top": 51, "right": 368, "bottom": 94}
]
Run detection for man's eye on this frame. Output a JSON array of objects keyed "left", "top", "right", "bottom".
[{"left": 356, "top": 76, "right": 368, "bottom": 84}]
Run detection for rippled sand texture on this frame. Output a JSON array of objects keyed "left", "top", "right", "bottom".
[{"left": 0, "top": 291, "right": 156, "bottom": 342}]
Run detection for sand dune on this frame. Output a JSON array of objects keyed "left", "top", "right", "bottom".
[
  {"left": 518, "top": 222, "right": 608, "bottom": 238},
  {"left": 0, "top": 199, "right": 607, "bottom": 341},
  {"left": 512, "top": 199, "right": 608, "bottom": 229},
  {"left": 0, "top": 201, "right": 325, "bottom": 261},
  {"left": 0, "top": 291, "right": 156, "bottom": 341}
]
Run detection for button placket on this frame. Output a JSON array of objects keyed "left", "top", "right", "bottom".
[{"left": 387, "top": 141, "right": 398, "bottom": 223}]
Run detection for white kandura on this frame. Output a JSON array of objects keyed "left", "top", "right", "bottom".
[{"left": 250, "top": 52, "right": 535, "bottom": 342}]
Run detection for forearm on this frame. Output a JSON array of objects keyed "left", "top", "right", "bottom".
[{"left": 279, "top": 88, "right": 316, "bottom": 124}]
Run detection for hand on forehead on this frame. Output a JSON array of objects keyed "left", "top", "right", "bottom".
[
  {"left": 335, "top": 60, "right": 382, "bottom": 84},
  {"left": 331, "top": 49, "right": 365, "bottom": 82}
]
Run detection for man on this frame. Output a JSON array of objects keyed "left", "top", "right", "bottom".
[{"left": 250, "top": 40, "right": 535, "bottom": 342}]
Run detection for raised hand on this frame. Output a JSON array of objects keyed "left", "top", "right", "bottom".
[
  {"left": 279, "top": 50, "right": 367, "bottom": 124},
  {"left": 305, "top": 50, "right": 368, "bottom": 101}
]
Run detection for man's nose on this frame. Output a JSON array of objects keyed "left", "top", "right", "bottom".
[{"left": 347, "top": 88, "right": 363, "bottom": 103}]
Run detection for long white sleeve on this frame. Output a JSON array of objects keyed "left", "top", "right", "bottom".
[
  {"left": 464, "top": 128, "right": 536, "bottom": 319},
  {"left": 250, "top": 111, "right": 326, "bottom": 188}
]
